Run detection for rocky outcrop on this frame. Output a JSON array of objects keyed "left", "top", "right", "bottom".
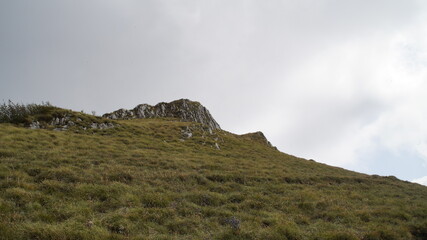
[
  {"left": 177, "top": 123, "right": 224, "bottom": 149},
  {"left": 29, "top": 114, "right": 115, "bottom": 131},
  {"left": 103, "top": 99, "right": 221, "bottom": 131},
  {"left": 240, "top": 131, "right": 277, "bottom": 150}
]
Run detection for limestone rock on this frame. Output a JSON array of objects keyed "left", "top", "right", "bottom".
[
  {"left": 215, "top": 142, "right": 221, "bottom": 150},
  {"left": 181, "top": 126, "right": 193, "bottom": 138},
  {"left": 29, "top": 121, "right": 40, "bottom": 129},
  {"left": 28, "top": 113, "right": 115, "bottom": 131},
  {"left": 103, "top": 99, "right": 221, "bottom": 132},
  {"left": 90, "top": 122, "right": 115, "bottom": 130}
]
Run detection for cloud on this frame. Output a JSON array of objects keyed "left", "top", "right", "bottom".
[
  {"left": 1, "top": 0, "right": 427, "bottom": 181},
  {"left": 244, "top": 3, "right": 427, "bottom": 181},
  {"left": 413, "top": 176, "right": 427, "bottom": 186}
]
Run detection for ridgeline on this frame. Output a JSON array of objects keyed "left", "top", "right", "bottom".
[{"left": 0, "top": 100, "right": 426, "bottom": 240}]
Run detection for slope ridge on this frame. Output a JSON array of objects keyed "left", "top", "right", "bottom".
[{"left": 0, "top": 102, "right": 426, "bottom": 240}]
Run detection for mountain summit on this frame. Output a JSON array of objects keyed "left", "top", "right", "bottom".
[{"left": 103, "top": 99, "right": 221, "bottom": 131}]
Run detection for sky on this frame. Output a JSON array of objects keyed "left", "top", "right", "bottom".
[{"left": 1, "top": 0, "right": 427, "bottom": 186}]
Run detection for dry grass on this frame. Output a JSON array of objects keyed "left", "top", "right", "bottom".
[{"left": 0, "top": 116, "right": 426, "bottom": 239}]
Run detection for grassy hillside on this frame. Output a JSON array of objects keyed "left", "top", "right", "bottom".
[{"left": 0, "top": 107, "right": 426, "bottom": 239}]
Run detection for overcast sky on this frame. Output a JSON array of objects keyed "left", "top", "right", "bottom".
[{"left": 1, "top": 0, "right": 427, "bottom": 185}]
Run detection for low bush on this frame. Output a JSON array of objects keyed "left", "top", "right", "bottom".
[{"left": 0, "top": 100, "right": 53, "bottom": 124}]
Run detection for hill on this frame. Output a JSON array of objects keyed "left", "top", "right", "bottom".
[{"left": 0, "top": 100, "right": 426, "bottom": 240}]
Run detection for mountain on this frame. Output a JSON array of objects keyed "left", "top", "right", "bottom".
[{"left": 0, "top": 100, "right": 426, "bottom": 240}]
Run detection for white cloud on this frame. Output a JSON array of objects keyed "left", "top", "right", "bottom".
[
  {"left": 258, "top": 11, "right": 427, "bottom": 180},
  {"left": 1, "top": 0, "right": 427, "bottom": 181},
  {"left": 413, "top": 176, "right": 427, "bottom": 186}
]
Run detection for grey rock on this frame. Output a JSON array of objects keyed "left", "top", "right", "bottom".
[
  {"left": 52, "top": 118, "right": 59, "bottom": 125},
  {"left": 29, "top": 121, "right": 40, "bottom": 129},
  {"left": 51, "top": 117, "right": 70, "bottom": 126},
  {"left": 90, "top": 122, "right": 115, "bottom": 130},
  {"left": 103, "top": 99, "right": 221, "bottom": 132},
  {"left": 182, "top": 131, "right": 192, "bottom": 138},
  {"left": 181, "top": 126, "right": 193, "bottom": 138},
  {"left": 215, "top": 142, "right": 220, "bottom": 150},
  {"left": 224, "top": 217, "right": 240, "bottom": 230}
]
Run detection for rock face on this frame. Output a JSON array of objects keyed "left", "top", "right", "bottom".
[{"left": 103, "top": 99, "right": 221, "bottom": 131}]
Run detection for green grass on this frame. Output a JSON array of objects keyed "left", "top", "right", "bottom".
[{"left": 0, "top": 115, "right": 426, "bottom": 239}]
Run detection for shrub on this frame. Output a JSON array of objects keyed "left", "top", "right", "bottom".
[{"left": 0, "top": 100, "right": 52, "bottom": 124}]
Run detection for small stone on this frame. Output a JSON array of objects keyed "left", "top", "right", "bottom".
[
  {"left": 225, "top": 216, "right": 240, "bottom": 230},
  {"left": 29, "top": 121, "right": 40, "bottom": 129},
  {"left": 86, "top": 220, "right": 93, "bottom": 228}
]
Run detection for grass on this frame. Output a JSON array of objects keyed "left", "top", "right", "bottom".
[{"left": 0, "top": 111, "right": 426, "bottom": 239}]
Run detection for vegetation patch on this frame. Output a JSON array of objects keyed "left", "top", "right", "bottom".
[{"left": 0, "top": 104, "right": 426, "bottom": 239}]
